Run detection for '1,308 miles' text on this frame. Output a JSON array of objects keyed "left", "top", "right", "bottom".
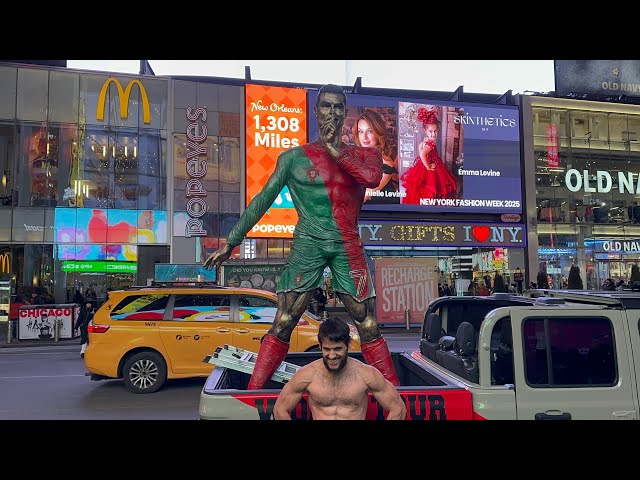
[{"left": 253, "top": 115, "right": 300, "bottom": 148}]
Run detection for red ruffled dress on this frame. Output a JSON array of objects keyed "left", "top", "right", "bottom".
[{"left": 401, "top": 140, "right": 457, "bottom": 204}]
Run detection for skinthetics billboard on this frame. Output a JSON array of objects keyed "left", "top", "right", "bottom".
[
  {"left": 245, "top": 84, "right": 307, "bottom": 238},
  {"left": 308, "top": 91, "right": 521, "bottom": 214}
]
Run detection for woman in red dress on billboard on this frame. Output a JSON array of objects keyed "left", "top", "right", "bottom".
[{"left": 401, "top": 107, "right": 457, "bottom": 204}]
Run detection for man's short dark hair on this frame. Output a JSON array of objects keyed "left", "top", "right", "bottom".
[
  {"left": 318, "top": 316, "right": 351, "bottom": 347},
  {"left": 316, "top": 84, "right": 346, "bottom": 107}
]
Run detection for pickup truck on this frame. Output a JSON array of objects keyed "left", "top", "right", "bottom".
[{"left": 198, "top": 290, "right": 640, "bottom": 420}]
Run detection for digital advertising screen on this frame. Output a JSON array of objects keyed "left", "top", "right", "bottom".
[
  {"left": 245, "top": 84, "right": 308, "bottom": 239},
  {"left": 154, "top": 264, "right": 217, "bottom": 283},
  {"left": 56, "top": 244, "right": 138, "bottom": 261},
  {"left": 308, "top": 91, "right": 522, "bottom": 214},
  {"left": 54, "top": 208, "right": 168, "bottom": 244}
]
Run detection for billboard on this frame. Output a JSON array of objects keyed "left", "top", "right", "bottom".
[
  {"left": 56, "top": 244, "right": 138, "bottom": 261},
  {"left": 222, "top": 264, "right": 285, "bottom": 293},
  {"left": 374, "top": 257, "right": 438, "bottom": 325},
  {"left": 358, "top": 220, "right": 526, "bottom": 248},
  {"left": 18, "top": 304, "right": 79, "bottom": 340},
  {"left": 245, "top": 84, "right": 307, "bottom": 238},
  {"left": 54, "top": 208, "right": 167, "bottom": 244},
  {"left": 61, "top": 260, "right": 137, "bottom": 273},
  {"left": 154, "top": 264, "right": 217, "bottom": 283},
  {"left": 308, "top": 91, "right": 521, "bottom": 214},
  {"left": 555, "top": 60, "right": 640, "bottom": 98}
]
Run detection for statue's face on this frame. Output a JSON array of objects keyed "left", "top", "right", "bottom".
[{"left": 315, "top": 92, "right": 347, "bottom": 144}]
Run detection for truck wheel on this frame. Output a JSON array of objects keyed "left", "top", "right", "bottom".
[{"left": 123, "top": 351, "right": 167, "bottom": 394}]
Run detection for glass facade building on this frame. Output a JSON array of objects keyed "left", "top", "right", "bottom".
[
  {"left": 0, "top": 64, "right": 171, "bottom": 303},
  {"left": 523, "top": 95, "right": 640, "bottom": 289}
]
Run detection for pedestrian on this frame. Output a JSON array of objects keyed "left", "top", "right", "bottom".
[
  {"left": 313, "top": 287, "right": 327, "bottom": 315},
  {"left": 75, "top": 300, "right": 94, "bottom": 358},
  {"left": 31, "top": 288, "right": 45, "bottom": 305},
  {"left": 9, "top": 293, "right": 30, "bottom": 339},
  {"left": 72, "top": 289, "right": 84, "bottom": 305},
  {"left": 273, "top": 317, "right": 406, "bottom": 420}
]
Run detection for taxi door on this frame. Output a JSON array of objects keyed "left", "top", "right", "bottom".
[
  {"left": 159, "top": 293, "right": 233, "bottom": 375},
  {"left": 233, "top": 293, "right": 294, "bottom": 352},
  {"left": 509, "top": 307, "right": 637, "bottom": 420}
]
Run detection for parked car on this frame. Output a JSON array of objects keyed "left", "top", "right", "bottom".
[{"left": 84, "top": 282, "right": 360, "bottom": 394}]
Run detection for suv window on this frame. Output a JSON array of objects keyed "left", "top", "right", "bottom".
[
  {"left": 523, "top": 316, "right": 616, "bottom": 387},
  {"left": 172, "top": 294, "right": 231, "bottom": 322},
  {"left": 490, "top": 318, "right": 514, "bottom": 386},
  {"left": 111, "top": 294, "right": 170, "bottom": 320},
  {"left": 238, "top": 295, "right": 276, "bottom": 324},
  {"left": 446, "top": 301, "right": 523, "bottom": 335}
]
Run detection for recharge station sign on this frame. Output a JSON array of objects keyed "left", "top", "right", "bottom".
[{"left": 245, "top": 84, "right": 307, "bottom": 238}]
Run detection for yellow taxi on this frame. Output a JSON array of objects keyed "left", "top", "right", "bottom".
[{"left": 84, "top": 283, "right": 360, "bottom": 394}]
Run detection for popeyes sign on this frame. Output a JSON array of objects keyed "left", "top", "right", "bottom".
[{"left": 358, "top": 221, "right": 526, "bottom": 247}]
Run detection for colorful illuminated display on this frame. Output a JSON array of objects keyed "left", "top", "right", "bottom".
[
  {"left": 54, "top": 208, "right": 167, "bottom": 244},
  {"left": 245, "top": 84, "right": 307, "bottom": 239},
  {"left": 308, "top": 91, "right": 521, "bottom": 215}
]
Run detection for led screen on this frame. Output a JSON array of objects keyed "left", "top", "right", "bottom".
[
  {"left": 54, "top": 208, "right": 167, "bottom": 244},
  {"left": 308, "top": 91, "right": 522, "bottom": 214},
  {"left": 55, "top": 244, "right": 138, "bottom": 261},
  {"left": 245, "top": 84, "right": 307, "bottom": 239},
  {"left": 154, "top": 264, "right": 217, "bottom": 283}
]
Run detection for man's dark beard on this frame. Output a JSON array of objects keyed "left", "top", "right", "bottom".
[{"left": 322, "top": 354, "right": 348, "bottom": 373}]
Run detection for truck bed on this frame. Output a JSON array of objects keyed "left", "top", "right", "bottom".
[{"left": 198, "top": 351, "right": 472, "bottom": 420}]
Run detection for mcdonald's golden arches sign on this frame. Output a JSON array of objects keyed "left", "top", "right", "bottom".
[
  {"left": 0, "top": 252, "right": 10, "bottom": 274},
  {"left": 96, "top": 77, "right": 151, "bottom": 124}
]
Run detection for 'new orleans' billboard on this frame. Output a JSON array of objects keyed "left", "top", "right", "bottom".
[{"left": 245, "top": 84, "right": 307, "bottom": 239}]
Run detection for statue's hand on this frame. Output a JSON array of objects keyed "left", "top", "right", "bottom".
[
  {"left": 203, "top": 244, "right": 233, "bottom": 270},
  {"left": 325, "top": 142, "right": 342, "bottom": 160}
]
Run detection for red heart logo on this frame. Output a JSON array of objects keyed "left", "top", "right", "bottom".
[{"left": 472, "top": 226, "right": 490, "bottom": 242}]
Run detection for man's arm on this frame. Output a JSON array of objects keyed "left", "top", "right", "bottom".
[
  {"left": 273, "top": 366, "right": 313, "bottom": 420},
  {"left": 225, "top": 152, "right": 291, "bottom": 246},
  {"left": 364, "top": 365, "right": 407, "bottom": 420}
]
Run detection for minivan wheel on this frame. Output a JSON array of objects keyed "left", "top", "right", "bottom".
[{"left": 123, "top": 351, "right": 167, "bottom": 394}]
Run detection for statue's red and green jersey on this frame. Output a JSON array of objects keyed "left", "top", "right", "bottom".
[{"left": 227, "top": 141, "right": 383, "bottom": 301}]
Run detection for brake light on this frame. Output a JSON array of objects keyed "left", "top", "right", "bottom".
[{"left": 88, "top": 325, "right": 110, "bottom": 333}]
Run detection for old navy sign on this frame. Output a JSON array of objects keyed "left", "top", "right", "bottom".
[
  {"left": 566, "top": 169, "right": 640, "bottom": 194},
  {"left": 358, "top": 221, "right": 526, "bottom": 247},
  {"left": 599, "top": 240, "right": 640, "bottom": 253}
]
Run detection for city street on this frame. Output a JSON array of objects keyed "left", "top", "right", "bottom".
[{"left": 0, "top": 330, "right": 420, "bottom": 420}]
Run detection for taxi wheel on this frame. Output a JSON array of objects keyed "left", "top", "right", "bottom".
[
  {"left": 123, "top": 351, "right": 167, "bottom": 394},
  {"left": 306, "top": 346, "right": 321, "bottom": 353}
]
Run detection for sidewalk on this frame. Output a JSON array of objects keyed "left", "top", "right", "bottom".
[{"left": 0, "top": 322, "right": 81, "bottom": 349}]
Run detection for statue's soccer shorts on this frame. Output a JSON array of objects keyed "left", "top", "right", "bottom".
[{"left": 277, "top": 235, "right": 375, "bottom": 302}]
